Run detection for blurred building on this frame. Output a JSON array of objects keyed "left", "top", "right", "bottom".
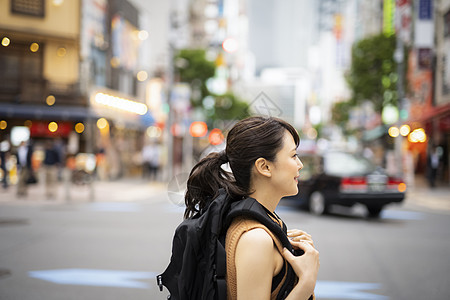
[
  {"left": 188, "top": 0, "right": 250, "bottom": 94},
  {"left": 0, "top": 0, "right": 156, "bottom": 179},
  {"left": 0, "top": 0, "right": 85, "bottom": 135},
  {"left": 430, "top": 0, "right": 450, "bottom": 170},
  {"left": 396, "top": 0, "right": 449, "bottom": 185},
  {"left": 349, "top": 0, "right": 384, "bottom": 41},
  {"left": 242, "top": 0, "right": 353, "bottom": 130},
  {"left": 344, "top": 0, "right": 450, "bottom": 185}
]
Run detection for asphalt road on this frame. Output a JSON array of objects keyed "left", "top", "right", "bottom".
[{"left": 0, "top": 188, "right": 449, "bottom": 300}]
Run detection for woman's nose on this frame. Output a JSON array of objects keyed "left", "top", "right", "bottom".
[{"left": 297, "top": 158, "right": 303, "bottom": 170}]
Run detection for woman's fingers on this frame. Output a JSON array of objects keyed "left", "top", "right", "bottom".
[
  {"left": 282, "top": 241, "right": 319, "bottom": 270},
  {"left": 287, "top": 229, "right": 311, "bottom": 238},
  {"left": 291, "top": 238, "right": 314, "bottom": 249},
  {"left": 288, "top": 235, "right": 315, "bottom": 248},
  {"left": 289, "top": 235, "right": 313, "bottom": 242},
  {"left": 282, "top": 247, "right": 296, "bottom": 263},
  {"left": 287, "top": 229, "right": 316, "bottom": 249},
  {"left": 289, "top": 240, "right": 313, "bottom": 253}
]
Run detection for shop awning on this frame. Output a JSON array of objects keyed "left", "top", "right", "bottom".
[
  {"left": 0, "top": 103, "right": 155, "bottom": 128},
  {"left": 0, "top": 103, "right": 96, "bottom": 121}
]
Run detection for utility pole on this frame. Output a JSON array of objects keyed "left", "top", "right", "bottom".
[
  {"left": 394, "top": 8, "right": 405, "bottom": 178},
  {"left": 165, "top": 6, "right": 177, "bottom": 182}
]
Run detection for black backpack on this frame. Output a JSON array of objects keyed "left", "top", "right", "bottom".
[{"left": 157, "top": 189, "right": 303, "bottom": 300}]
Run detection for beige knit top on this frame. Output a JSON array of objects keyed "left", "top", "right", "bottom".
[{"left": 225, "top": 217, "right": 288, "bottom": 300}]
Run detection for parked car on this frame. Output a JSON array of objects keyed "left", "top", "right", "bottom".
[{"left": 285, "top": 151, "right": 406, "bottom": 217}]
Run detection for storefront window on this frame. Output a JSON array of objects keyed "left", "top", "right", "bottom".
[
  {"left": 0, "top": 40, "right": 43, "bottom": 102},
  {"left": 11, "top": 0, "right": 45, "bottom": 18}
]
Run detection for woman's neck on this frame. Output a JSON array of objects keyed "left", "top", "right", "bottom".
[{"left": 249, "top": 188, "right": 281, "bottom": 213}]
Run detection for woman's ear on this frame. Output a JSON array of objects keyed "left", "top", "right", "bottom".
[{"left": 254, "top": 158, "right": 272, "bottom": 178}]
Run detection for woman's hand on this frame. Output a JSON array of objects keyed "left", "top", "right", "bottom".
[
  {"left": 282, "top": 240, "right": 320, "bottom": 299},
  {"left": 287, "top": 229, "right": 315, "bottom": 248}
]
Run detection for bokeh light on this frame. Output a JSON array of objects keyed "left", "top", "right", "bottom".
[
  {"left": 57, "top": 47, "right": 67, "bottom": 57},
  {"left": 408, "top": 128, "right": 427, "bottom": 143},
  {"left": 189, "top": 121, "right": 208, "bottom": 137},
  {"left": 46, "top": 95, "right": 56, "bottom": 106},
  {"left": 1, "top": 37, "right": 10, "bottom": 47},
  {"left": 146, "top": 126, "right": 162, "bottom": 138},
  {"left": 222, "top": 38, "right": 238, "bottom": 53},
  {"left": 48, "top": 122, "right": 58, "bottom": 133},
  {"left": 209, "top": 128, "right": 224, "bottom": 145},
  {"left": 97, "top": 118, "right": 108, "bottom": 130},
  {"left": 137, "top": 70, "right": 148, "bottom": 81},
  {"left": 94, "top": 92, "right": 148, "bottom": 115},
  {"left": 30, "top": 42, "right": 39, "bottom": 52},
  {"left": 75, "top": 123, "right": 85, "bottom": 134},
  {"left": 399, "top": 124, "right": 410, "bottom": 136},
  {"left": 388, "top": 126, "right": 399, "bottom": 138},
  {"left": 138, "top": 30, "right": 148, "bottom": 40}
]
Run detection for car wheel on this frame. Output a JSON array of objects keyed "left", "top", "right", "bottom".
[
  {"left": 309, "top": 191, "right": 327, "bottom": 215},
  {"left": 366, "top": 205, "right": 383, "bottom": 218}
]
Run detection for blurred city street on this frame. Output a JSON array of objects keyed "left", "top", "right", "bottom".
[
  {"left": 1, "top": 0, "right": 450, "bottom": 299},
  {"left": 0, "top": 175, "right": 449, "bottom": 300}
]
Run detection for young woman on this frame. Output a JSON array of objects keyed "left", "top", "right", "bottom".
[{"left": 185, "top": 116, "right": 320, "bottom": 300}]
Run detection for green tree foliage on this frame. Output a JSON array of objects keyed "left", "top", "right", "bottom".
[
  {"left": 346, "top": 33, "right": 406, "bottom": 114},
  {"left": 331, "top": 101, "right": 351, "bottom": 128},
  {"left": 175, "top": 49, "right": 216, "bottom": 105},
  {"left": 210, "top": 93, "right": 250, "bottom": 122},
  {"left": 330, "top": 100, "right": 361, "bottom": 136},
  {"left": 175, "top": 49, "right": 250, "bottom": 122}
]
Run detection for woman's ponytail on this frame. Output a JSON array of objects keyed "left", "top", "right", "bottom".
[{"left": 184, "top": 151, "right": 238, "bottom": 219}]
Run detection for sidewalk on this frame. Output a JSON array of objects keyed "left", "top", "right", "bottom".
[
  {"left": 0, "top": 177, "right": 168, "bottom": 205},
  {"left": 402, "top": 175, "right": 450, "bottom": 214}
]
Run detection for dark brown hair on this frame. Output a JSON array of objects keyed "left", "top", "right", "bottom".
[{"left": 184, "top": 116, "right": 299, "bottom": 218}]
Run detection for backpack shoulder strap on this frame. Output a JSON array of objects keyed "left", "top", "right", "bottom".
[
  {"left": 225, "top": 217, "right": 287, "bottom": 300},
  {"left": 224, "top": 198, "right": 292, "bottom": 250},
  {"left": 223, "top": 198, "right": 301, "bottom": 299}
]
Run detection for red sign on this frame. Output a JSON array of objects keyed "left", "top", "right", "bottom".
[{"left": 30, "top": 121, "right": 73, "bottom": 137}]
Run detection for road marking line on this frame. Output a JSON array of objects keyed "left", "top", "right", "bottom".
[
  {"left": 29, "top": 269, "right": 156, "bottom": 289},
  {"left": 29, "top": 269, "right": 389, "bottom": 299}
]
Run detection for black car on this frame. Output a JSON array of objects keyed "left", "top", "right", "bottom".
[{"left": 285, "top": 151, "right": 406, "bottom": 217}]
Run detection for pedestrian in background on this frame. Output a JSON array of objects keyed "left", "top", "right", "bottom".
[
  {"left": 427, "top": 145, "right": 440, "bottom": 188},
  {"left": 54, "top": 138, "right": 66, "bottom": 182},
  {"left": 0, "top": 137, "right": 10, "bottom": 189},
  {"left": 43, "top": 140, "right": 61, "bottom": 199},
  {"left": 16, "top": 140, "right": 34, "bottom": 197},
  {"left": 142, "top": 141, "right": 161, "bottom": 181}
]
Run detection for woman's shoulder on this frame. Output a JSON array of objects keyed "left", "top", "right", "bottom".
[
  {"left": 228, "top": 217, "right": 275, "bottom": 255},
  {"left": 235, "top": 227, "right": 275, "bottom": 268},
  {"left": 239, "top": 227, "right": 273, "bottom": 249}
]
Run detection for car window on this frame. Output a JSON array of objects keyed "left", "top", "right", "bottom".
[{"left": 324, "top": 152, "right": 375, "bottom": 176}]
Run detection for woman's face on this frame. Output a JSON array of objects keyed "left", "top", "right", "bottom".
[{"left": 270, "top": 131, "right": 303, "bottom": 197}]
